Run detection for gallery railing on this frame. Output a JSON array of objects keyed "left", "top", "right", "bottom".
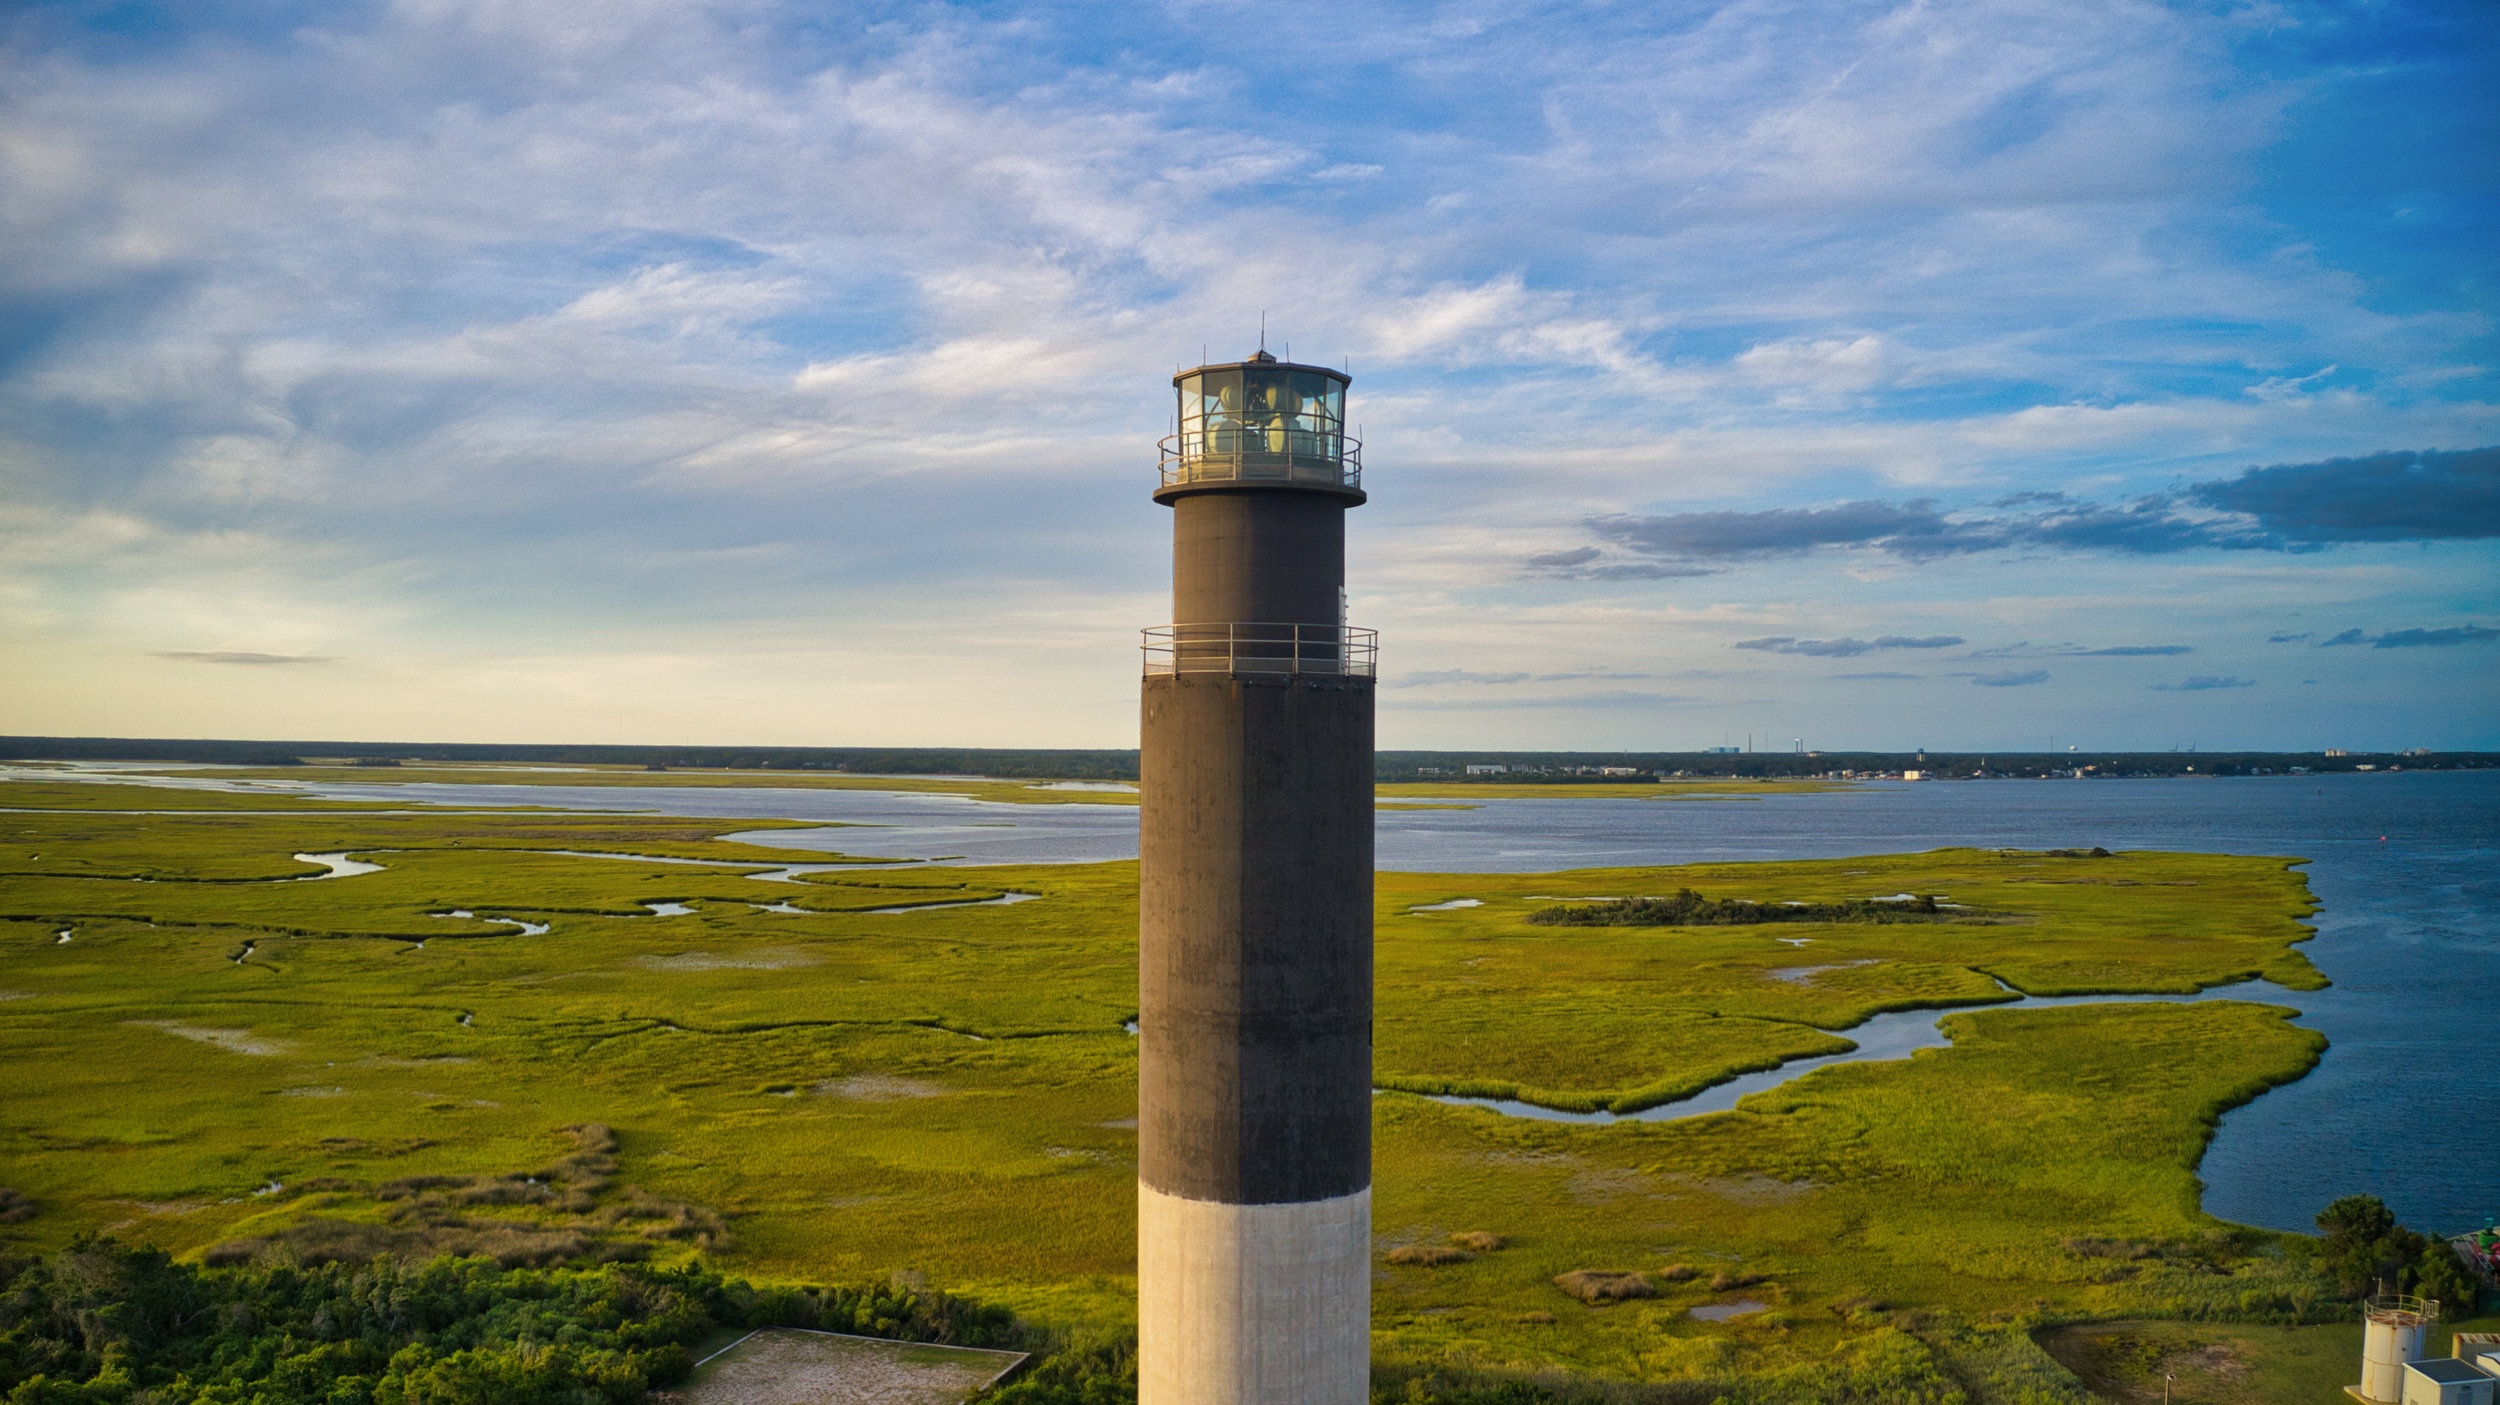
[
  {"left": 1142, "top": 623, "right": 1377, "bottom": 679},
  {"left": 1158, "top": 432, "right": 1362, "bottom": 492}
]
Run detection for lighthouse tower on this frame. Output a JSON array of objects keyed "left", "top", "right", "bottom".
[{"left": 1136, "top": 350, "right": 1374, "bottom": 1404}]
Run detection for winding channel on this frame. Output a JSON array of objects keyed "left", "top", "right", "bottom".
[{"left": 1404, "top": 974, "right": 2313, "bottom": 1125}]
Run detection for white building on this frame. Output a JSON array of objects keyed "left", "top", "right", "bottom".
[{"left": 2403, "top": 1357, "right": 2496, "bottom": 1405}]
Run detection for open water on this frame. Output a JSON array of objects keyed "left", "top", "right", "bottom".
[{"left": 22, "top": 765, "right": 2497, "bottom": 1236}]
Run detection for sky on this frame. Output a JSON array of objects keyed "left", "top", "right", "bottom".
[{"left": 1, "top": 0, "right": 2494, "bottom": 753}]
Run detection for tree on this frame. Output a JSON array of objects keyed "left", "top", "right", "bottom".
[
  {"left": 2317, "top": 1195, "right": 2398, "bottom": 1253},
  {"left": 2416, "top": 1246, "right": 2481, "bottom": 1315}
]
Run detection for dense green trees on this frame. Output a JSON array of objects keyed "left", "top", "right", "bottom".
[
  {"left": 0, "top": 1239, "right": 1131, "bottom": 1404},
  {"left": 1525, "top": 889, "right": 1944, "bottom": 927},
  {"left": 2313, "top": 1195, "right": 2483, "bottom": 1310}
]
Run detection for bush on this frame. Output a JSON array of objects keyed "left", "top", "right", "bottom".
[
  {"left": 1551, "top": 1270, "right": 1654, "bottom": 1304},
  {"left": 976, "top": 1330, "right": 1134, "bottom": 1403},
  {"left": 1386, "top": 1246, "right": 1475, "bottom": 1267},
  {"left": 1526, "top": 890, "right": 1944, "bottom": 928},
  {"left": 0, "top": 1237, "right": 1056, "bottom": 1404}
]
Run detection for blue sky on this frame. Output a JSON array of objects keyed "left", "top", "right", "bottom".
[{"left": 1, "top": 0, "right": 2493, "bottom": 751}]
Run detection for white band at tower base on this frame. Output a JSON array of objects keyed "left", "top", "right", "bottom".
[{"left": 1138, "top": 1182, "right": 1370, "bottom": 1404}]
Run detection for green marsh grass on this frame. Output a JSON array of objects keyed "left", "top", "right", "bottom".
[{"left": 0, "top": 784, "right": 2341, "bottom": 1395}]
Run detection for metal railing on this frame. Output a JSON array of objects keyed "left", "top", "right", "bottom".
[
  {"left": 1143, "top": 623, "right": 1377, "bottom": 679},
  {"left": 2363, "top": 1293, "right": 2438, "bottom": 1325},
  {"left": 1158, "top": 433, "right": 1362, "bottom": 492}
]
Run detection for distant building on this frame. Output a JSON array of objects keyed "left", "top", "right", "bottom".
[
  {"left": 1702, "top": 746, "right": 1741, "bottom": 754},
  {"left": 1465, "top": 764, "right": 1507, "bottom": 775},
  {"left": 2326, "top": 748, "right": 2352, "bottom": 757},
  {"left": 1901, "top": 770, "right": 1926, "bottom": 781},
  {"left": 1599, "top": 766, "right": 1639, "bottom": 776}
]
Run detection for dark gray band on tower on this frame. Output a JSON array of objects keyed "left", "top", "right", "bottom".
[
  {"left": 1139, "top": 671, "right": 1374, "bottom": 1206},
  {"left": 1170, "top": 491, "right": 1347, "bottom": 625}
]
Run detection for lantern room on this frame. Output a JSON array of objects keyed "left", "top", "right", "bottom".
[{"left": 1159, "top": 350, "right": 1360, "bottom": 501}]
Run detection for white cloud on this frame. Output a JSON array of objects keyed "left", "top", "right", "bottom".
[{"left": 0, "top": 0, "right": 2488, "bottom": 749}]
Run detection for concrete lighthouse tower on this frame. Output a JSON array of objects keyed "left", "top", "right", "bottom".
[{"left": 1137, "top": 350, "right": 1374, "bottom": 1404}]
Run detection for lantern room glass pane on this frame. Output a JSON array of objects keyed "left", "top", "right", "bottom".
[
  {"left": 1241, "top": 368, "right": 1287, "bottom": 453},
  {"left": 1176, "top": 375, "right": 1204, "bottom": 451},
  {"left": 1288, "top": 371, "right": 1339, "bottom": 427},
  {"left": 1194, "top": 370, "right": 1242, "bottom": 452}
]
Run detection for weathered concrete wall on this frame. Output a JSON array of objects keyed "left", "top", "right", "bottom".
[
  {"left": 1137, "top": 1183, "right": 1371, "bottom": 1405},
  {"left": 1138, "top": 672, "right": 1373, "bottom": 1206},
  {"left": 1170, "top": 490, "right": 1346, "bottom": 626}
]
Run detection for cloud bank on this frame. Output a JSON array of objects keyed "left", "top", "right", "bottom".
[
  {"left": 1732, "top": 635, "right": 1964, "bottom": 658},
  {"left": 2319, "top": 626, "right": 2498, "bottom": 648},
  {"left": 2150, "top": 676, "right": 2256, "bottom": 691},
  {"left": 1553, "top": 448, "right": 2499, "bottom": 577},
  {"left": 154, "top": 652, "right": 337, "bottom": 666}
]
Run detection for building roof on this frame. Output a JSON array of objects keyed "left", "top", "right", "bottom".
[{"left": 2408, "top": 1357, "right": 2494, "bottom": 1383}]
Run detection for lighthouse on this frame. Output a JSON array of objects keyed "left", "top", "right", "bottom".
[{"left": 1136, "top": 350, "right": 1375, "bottom": 1403}]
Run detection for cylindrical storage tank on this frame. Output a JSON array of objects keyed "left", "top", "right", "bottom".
[{"left": 2359, "top": 1295, "right": 2434, "bottom": 1403}]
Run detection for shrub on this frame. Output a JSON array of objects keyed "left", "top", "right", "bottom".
[
  {"left": 1387, "top": 1246, "right": 1475, "bottom": 1267},
  {"left": 1526, "top": 890, "right": 1944, "bottom": 928},
  {"left": 1450, "top": 1233, "right": 1508, "bottom": 1252},
  {"left": 1552, "top": 1270, "right": 1654, "bottom": 1304},
  {"left": 0, "top": 1236, "right": 1061, "bottom": 1404}
]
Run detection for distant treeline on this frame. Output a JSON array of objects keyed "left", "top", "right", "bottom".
[
  {"left": 4, "top": 736, "right": 2490, "bottom": 783},
  {"left": 1374, "top": 749, "right": 2494, "bottom": 780},
  {"left": 0, "top": 737, "right": 1142, "bottom": 780}
]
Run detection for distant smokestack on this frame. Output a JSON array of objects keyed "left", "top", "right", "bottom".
[{"left": 1137, "top": 350, "right": 1374, "bottom": 1403}]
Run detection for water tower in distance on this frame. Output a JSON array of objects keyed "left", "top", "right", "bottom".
[
  {"left": 1136, "top": 350, "right": 1374, "bottom": 1405},
  {"left": 2351, "top": 1291, "right": 2436, "bottom": 1403}
]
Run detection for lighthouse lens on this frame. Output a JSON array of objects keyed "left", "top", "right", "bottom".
[{"left": 1242, "top": 368, "right": 1288, "bottom": 452}]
